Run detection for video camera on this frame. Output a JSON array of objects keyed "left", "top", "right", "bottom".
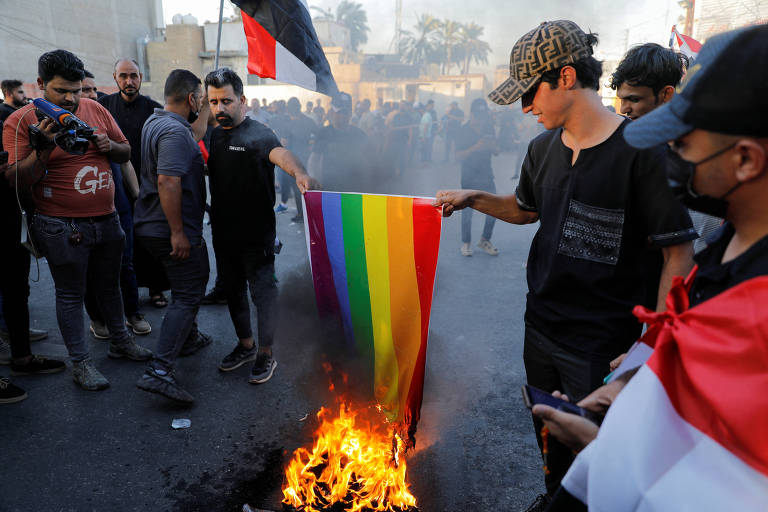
[{"left": 30, "top": 97, "right": 96, "bottom": 155}]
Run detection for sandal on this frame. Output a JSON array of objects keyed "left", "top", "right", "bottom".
[{"left": 150, "top": 293, "right": 168, "bottom": 308}]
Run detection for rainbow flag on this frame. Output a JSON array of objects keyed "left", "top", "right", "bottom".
[{"left": 303, "top": 191, "right": 442, "bottom": 440}]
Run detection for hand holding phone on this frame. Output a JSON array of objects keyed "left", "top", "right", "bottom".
[{"left": 522, "top": 384, "right": 604, "bottom": 426}]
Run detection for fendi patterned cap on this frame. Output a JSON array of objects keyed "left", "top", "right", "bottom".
[{"left": 489, "top": 20, "right": 594, "bottom": 105}]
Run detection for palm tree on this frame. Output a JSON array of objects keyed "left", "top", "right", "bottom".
[
  {"left": 436, "top": 19, "right": 462, "bottom": 75},
  {"left": 459, "top": 22, "right": 491, "bottom": 74},
  {"left": 399, "top": 14, "right": 440, "bottom": 72},
  {"left": 312, "top": 2, "right": 370, "bottom": 53}
]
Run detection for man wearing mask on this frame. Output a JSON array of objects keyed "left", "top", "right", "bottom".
[
  {"left": 204, "top": 68, "right": 317, "bottom": 384},
  {"left": 134, "top": 69, "right": 209, "bottom": 404}
]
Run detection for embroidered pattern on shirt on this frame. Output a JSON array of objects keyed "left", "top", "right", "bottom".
[{"left": 558, "top": 199, "right": 624, "bottom": 265}]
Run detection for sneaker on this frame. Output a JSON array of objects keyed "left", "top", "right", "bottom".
[
  {"left": 461, "top": 243, "right": 473, "bottom": 257},
  {"left": 89, "top": 320, "right": 110, "bottom": 340},
  {"left": 290, "top": 214, "right": 303, "bottom": 223},
  {"left": 72, "top": 360, "right": 110, "bottom": 391},
  {"left": 10, "top": 355, "right": 66, "bottom": 376},
  {"left": 108, "top": 338, "right": 153, "bottom": 361},
  {"left": 0, "top": 327, "right": 48, "bottom": 342},
  {"left": 201, "top": 288, "right": 227, "bottom": 305},
  {"left": 0, "top": 377, "right": 27, "bottom": 404},
  {"left": 477, "top": 238, "right": 499, "bottom": 256},
  {"left": 179, "top": 332, "right": 213, "bottom": 357},
  {"left": 274, "top": 203, "right": 288, "bottom": 213},
  {"left": 136, "top": 367, "right": 194, "bottom": 404},
  {"left": 126, "top": 314, "right": 152, "bottom": 336},
  {"left": 524, "top": 494, "right": 551, "bottom": 512},
  {"left": 0, "top": 338, "right": 10, "bottom": 365},
  {"left": 249, "top": 352, "right": 277, "bottom": 384},
  {"left": 218, "top": 343, "right": 258, "bottom": 372}
]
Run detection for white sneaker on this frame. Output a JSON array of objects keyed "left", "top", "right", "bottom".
[
  {"left": 461, "top": 243, "right": 473, "bottom": 257},
  {"left": 477, "top": 238, "right": 499, "bottom": 256}
]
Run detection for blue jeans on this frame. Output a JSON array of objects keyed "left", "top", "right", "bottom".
[
  {"left": 138, "top": 236, "right": 209, "bottom": 371},
  {"left": 32, "top": 212, "right": 130, "bottom": 362},
  {"left": 214, "top": 243, "right": 278, "bottom": 348},
  {"left": 460, "top": 180, "right": 496, "bottom": 244}
]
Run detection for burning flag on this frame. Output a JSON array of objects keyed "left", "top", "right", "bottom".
[
  {"left": 230, "top": 0, "right": 338, "bottom": 95},
  {"left": 302, "top": 191, "right": 442, "bottom": 443},
  {"left": 561, "top": 276, "right": 768, "bottom": 509},
  {"left": 670, "top": 25, "right": 702, "bottom": 60}
]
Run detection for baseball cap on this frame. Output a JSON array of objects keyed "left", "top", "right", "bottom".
[
  {"left": 489, "top": 20, "right": 595, "bottom": 105},
  {"left": 331, "top": 92, "right": 352, "bottom": 112},
  {"left": 625, "top": 24, "right": 768, "bottom": 149}
]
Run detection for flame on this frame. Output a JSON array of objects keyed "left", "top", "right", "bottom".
[{"left": 282, "top": 403, "right": 417, "bottom": 512}]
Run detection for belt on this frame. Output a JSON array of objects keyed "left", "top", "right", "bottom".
[{"left": 53, "top": 211, "right": 117, "bottom": 224}]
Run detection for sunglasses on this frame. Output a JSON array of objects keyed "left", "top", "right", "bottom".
[{"left": 521, "top": 79, "right": 542, "bottom": 109}]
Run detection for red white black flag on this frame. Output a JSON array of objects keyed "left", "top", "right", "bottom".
[{"left": 231, "top": 0, "right": 338, "bottom": 96}]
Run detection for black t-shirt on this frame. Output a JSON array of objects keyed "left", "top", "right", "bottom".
[
  {"left": 208, "top": 118, "right": 282, "bottom": 249},
  {"left": 516, "top": 119, "right": 697, "bottom": 359},
  {"left": 390, "top": 111, "right": 411, "bottom": 144},
  {"left": 689, "top": 223, "right": 768, "bottom": 307},
  {"left": 0, "top": 102, "right": 22, "bottom": 235},
  {"left": 285, "top": 113, "right": 316, "bottom": 163},
  {"left": 312, "top": 124, "right": 368, "bottom": 192},
  {"left": 98, "top": 93, "right": 161, "bottom": 175},
  {"left": 456, "top": 122, "right": 495, "bottom": 188}
]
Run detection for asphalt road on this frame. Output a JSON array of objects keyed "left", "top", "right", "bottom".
[{"left": 0, "top": 147, "right": 544, "bottom": 511}]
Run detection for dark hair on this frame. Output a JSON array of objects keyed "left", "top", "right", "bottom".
[
  {"left": 38, "top": 49, "right": 85, "bottom": 83},
  {"left": 164, "top": 69, "right": 201, "bottom": 102},
  {"left": 1, "top": 79, "right": 22, "bottom": 95},
  {"left": 287, "top": 97, "right": 301, "bottom": 114},
  {"left": 204, "top": 67, "right": 243, "bottom": 97},
  {"left": 609, "top": 43, "right": 688, "bottom": 95},
  {"left": 83, "top": 70, "right": 95, "bottom": 79},
  {"left": 538, "top": 32, "right": 601, "bottom": 91}
]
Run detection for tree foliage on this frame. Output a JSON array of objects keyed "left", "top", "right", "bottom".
[{"left": 311, "top": 1, "right": 370, "bottom": 53}]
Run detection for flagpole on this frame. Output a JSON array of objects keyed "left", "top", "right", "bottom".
[{"left": 214, "top": 0, "right": 225, "bottom": 69}]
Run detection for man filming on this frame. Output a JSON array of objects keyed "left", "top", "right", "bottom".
[{"left": 3, "top": 49, "right": 152, "bottom": 392}]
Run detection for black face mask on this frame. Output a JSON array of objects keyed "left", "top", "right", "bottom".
[
  {"left": 666, "top": 143, "right": 739, "bottom": 218},
  {"left": 187, "top": 110, "right": 199, "bottom": 124}
]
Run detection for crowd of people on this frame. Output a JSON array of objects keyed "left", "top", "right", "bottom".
[{"left": 1, "top": 16, "right": 766, "bottom": 511}]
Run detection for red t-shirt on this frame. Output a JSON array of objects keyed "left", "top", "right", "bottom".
[{"left": 2, "top": 98, "right": 128, "bottom": 217}]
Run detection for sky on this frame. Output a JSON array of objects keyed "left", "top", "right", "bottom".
[{"left": 162, "top": 0, "right": 685, "bottom": 74}]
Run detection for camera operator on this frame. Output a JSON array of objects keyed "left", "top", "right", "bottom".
[{"left": 3, "top": 49, "right": 152, "bottom": 392}]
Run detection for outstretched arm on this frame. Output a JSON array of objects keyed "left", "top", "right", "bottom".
[{"left": 433, "top": 189, "right": 539, "bottom": 225}]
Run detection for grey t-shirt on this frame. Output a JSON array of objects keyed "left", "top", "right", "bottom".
[{"left": 134, "top": 109, "right": 206, "bottom": 242}]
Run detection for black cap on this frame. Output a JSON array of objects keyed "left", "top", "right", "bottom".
[
  {"left": 625, "top": 24, "right": 768, "bottom": 149},
  {"left": 331, "top": 92, "right": 352, "bottom": 112}
]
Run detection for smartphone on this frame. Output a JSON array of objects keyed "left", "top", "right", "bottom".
[
  {"left": 522, "top": 384, "right": 603, "bottom": 426},
  {"left": 0, "top": 151, "right": 8, "bottom": 165}
]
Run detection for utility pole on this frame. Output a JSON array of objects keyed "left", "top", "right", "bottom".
[
  {"left": 678, "top": 0, "right": 695, "bottom": 36},
  {"left": 395, "top": 0, "right": 402, "bottom": 52},
  {"left": 214, "top": 0, "right": 225, "bottom": 70}
]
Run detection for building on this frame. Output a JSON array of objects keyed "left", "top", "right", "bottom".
[
  {"left": 693, "top": 0, "right": 768, "bottom": 41},
  {"left": 0, "top": 0, "right": 163, "bottom": 99}
]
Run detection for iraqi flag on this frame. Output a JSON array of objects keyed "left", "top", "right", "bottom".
[
  {"left": 670, "top": 25, "right": 703, "bottom": 60},
  {"left": 561, "top": 275, "right": 768, "bottom": 510},
  {"left": 231, "top": 0, "right": 338, "bottom": 96}
]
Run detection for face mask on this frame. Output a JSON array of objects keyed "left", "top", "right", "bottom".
[
  {"left": 666, "top": 143, "right": 738, "bottom": 218},
  {"left": 187, "top": 95, "right": 200, "bottom": 124}
]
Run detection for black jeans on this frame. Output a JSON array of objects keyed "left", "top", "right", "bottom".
[
  {"left": 138, "top": 236, "right": 209, "bottom": 371},
  {"left": 0, "top": 229, "right": 31, "bottom": 360},
  {"left": 523, "top": 323, "right": 611, "bottom": 496},
  {"left": 215, "top": 243, "right": 278, "bottom": 348},
  {"left": 32, "top": 213, "right": 130, "bottom": 362}
]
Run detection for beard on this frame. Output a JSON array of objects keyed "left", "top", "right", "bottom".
[
  {"left": 121, "top": 86, "right": 139, "bottom": 97},
  {"left": 216, "top": 114, "right": 234, "bottom": 127},
  {"left": 12, "top": 97, "right": 27, "bottom": 108}
]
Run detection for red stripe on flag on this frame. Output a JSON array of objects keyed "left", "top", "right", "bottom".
[
  {"left": 241, "top": 12, "right": 276, "bottom": 79},
  {"left": 403, "top": 199, "right": 442, "bottom": 443},
  {"left": 304, "top": 191, "right": 341, "bottom": 316},
  {"left": 647, "top": 276, "right": 768, "bottom": 477}
]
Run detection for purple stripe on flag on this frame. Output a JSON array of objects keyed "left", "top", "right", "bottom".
[
  {"left": 322, "top": 192, "right": 355, "bottom": 346},
  {"left": 304, "top": 191, "right": 340, "bottom": 315}
]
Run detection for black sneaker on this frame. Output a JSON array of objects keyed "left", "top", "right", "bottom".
[
  {"left": 10, "top": 355, "right": 66, "bottom": 376},
  {"left": 179, "top": 332, "right": 213, "bottom": 357},
  {"left": 249, "top": 352, "right": 277, "bottom": 384},
  {"left": 524, "top": 493, "right": 551, "bottom": 512},
  {"left": 201, "top": 289, "right": 227, "bottom": 305},
  {"left": 136, "top": 367, "right": 194, "bottom": 404},
  {"left": 0, "top": 377, "right": 27, "bottom": 404},
  {"left": 290, "top": 214, "right": 303, "bottom": 223},
  {"left": 218, "top": 343, "right": 257, "bottom": 372}
]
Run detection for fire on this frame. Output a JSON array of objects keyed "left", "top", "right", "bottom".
[{"left": 282, "top": 403, "right": 418, "bottom": 512}]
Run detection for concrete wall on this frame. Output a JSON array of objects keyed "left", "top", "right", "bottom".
[
  {"left": 694, "top": 0, "right": 768, "bottom": 41},
  {"left": 0, "top": 0, "right": 161, "bottom": 95},
  {"left": 144, "top": 23, "right": 205, "bottom": 100}
]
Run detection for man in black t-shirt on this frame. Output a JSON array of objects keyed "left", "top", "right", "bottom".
[
  {"left": 435, "top": 20, "right": 697, "bottom": 503},
  {"left": 282, "top": 97, "right": 316, "bottom": 222},
  {"left": 442, "top": 101, "right": 464, "bottom": 161},
  {"left": 204, "top": 68, "right": 317, "bottom": 385},
  {"left": 308, "top": 92, "right": 368, "bottom": 192}
]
